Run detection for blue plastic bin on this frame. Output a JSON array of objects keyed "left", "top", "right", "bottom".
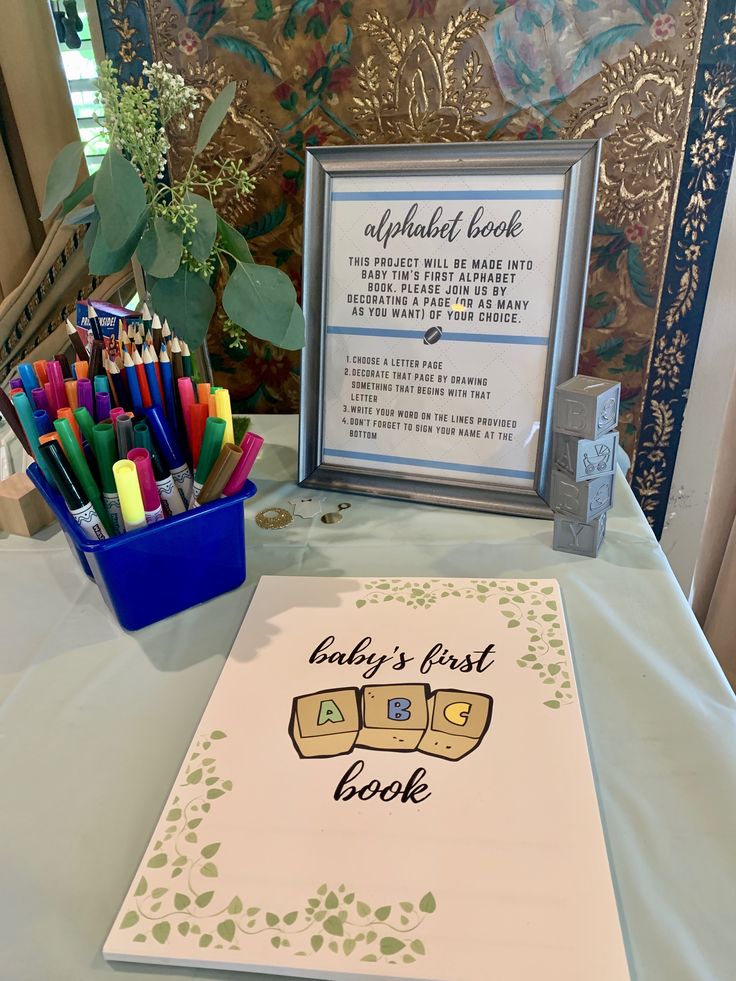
[{"left": 28, "top": 462, "right": 256, "bottom": 631}]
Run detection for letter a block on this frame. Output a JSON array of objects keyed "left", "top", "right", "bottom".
[
  {"left": 418, "top": 690, "right": 493, "bottom": 761},
  {"left": 550, "top": 468, "right": 614, "bottom": 522},
  {"left": 553, "top": 512, "right": 607, "bottom": 557},
  {"left": 356, "top": 684, "right": 429, "bottom": 752},
  {"left": 554, "top": 376, "right": 620, "bottom": 439},
  {"left": 290, "top": 688, "right": 360, "bottom": 758},
  {"left": 552, "top": 431, "right": 618, "bottom": 482}
]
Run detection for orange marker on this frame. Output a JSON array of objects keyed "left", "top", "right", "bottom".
[
  {"left": 75, "top": 360, "right": 89, "bottom": 380},
  {"left": 197, "top": 382, "right": 210, "bottom": 408},
  {"left": 64, "top": 380, "right": 79, "bottom": 411},
  {"left": 57, "top": 407, "right": 83, "bottom": 448},
  {"left": 34, "top": 359, "right": 49, "bottom": 387}
]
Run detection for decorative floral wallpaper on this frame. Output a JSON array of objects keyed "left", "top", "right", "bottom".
[{"left": 98, "top": 0, "right": 736, "bottom": 534}]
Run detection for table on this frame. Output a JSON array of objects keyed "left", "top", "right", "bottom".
[{"left": 1, "top": 415, "right": 734, "bottom": 981}]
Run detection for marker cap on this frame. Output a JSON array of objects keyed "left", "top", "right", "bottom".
[
  {"left": 127, "top": 448, "right": 160, "bottom": 512},
  {"left": 112, "top": 459, "right": 146, "bottom": 531}
]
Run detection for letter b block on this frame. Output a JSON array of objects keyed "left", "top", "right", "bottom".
[
  {"left": 554, "top": 375, "right": 620, "bottom": 439},
  {"left": 290, "top": 688, "right": 360, "bottom": 758},
  {"left": 356, "top": 684, "right": 429, "bottom": 751},
  {"left": 550, "top": 469, "right": 614, "bottom": 522},
  {"left": 418, "top": 690, "right": 493, "bottom": 760}
]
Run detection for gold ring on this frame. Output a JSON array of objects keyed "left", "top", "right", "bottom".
[{"left": 255, "top": 507, "right": 293, "bottom": 530}]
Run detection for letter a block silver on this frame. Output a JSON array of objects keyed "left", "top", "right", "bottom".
[
  {"left": 553, "top": 513, "right": 607, "bottom": 557},
  {"left": 553, "top": 431, "right": 619, "bottom": 482},
  {"left": 550, "top": 468, "right": 614, "bottom": 522},
  {"left": 554, "top": 375, "right": 621, "bottom": 439}
]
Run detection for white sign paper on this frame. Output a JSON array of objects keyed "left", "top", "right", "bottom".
[
  {"left": 322, "top": 175, "right": 565, "bottom": 488},
  {"left": 105, "top": 577, "right": 629, "bottom": 981}
]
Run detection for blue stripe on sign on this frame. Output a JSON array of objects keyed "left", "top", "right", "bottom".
[
  {"left": 323, "top": 448, "right": 534, "bottom": 481},
  {"left": 326, "top": 326, "right": 548, "bottom": 345},
  {"left": 331, "top": 190, "right": 564, "bottom": 201}
]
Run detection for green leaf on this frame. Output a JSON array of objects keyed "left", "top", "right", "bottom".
[
  {"left": 410, "top": 939, "right": 426, "bottom": 955},
  {"left": 310, "top": 935, "right": 323, "bottom": 952},
  {"left": 152, "top": 922, "right": 171, "bottom": 945},
  {"left": 207, "top": 789, "right": 225, "bottom": 799},
  {"left": 187, "top": 767, "right": 203, "bottom": 784},
  {"left": 172, "top": 856, "right": 187, "bottom": 867},
  {"left": 380, "top": 937, "right": 405, "bottom": 955},
  {"left": 240, "top": 200, "right": 286, "bottom": 240},
  {"left": 121, "top": 911, "right": 139, "bottom": 929},
  {"left": 228, "top": 896, "right": 243, "bottom": 914},
  {"left": 137, "top": 217, "right": 183, "bottom": 279},
  {"left": 185, "top": 193, "right": 217, "bottom": 262},
  {"left": 199, "top": 933, "right": 212, "bottom": 947},
  {"left": 325, "top": 891, "right": 338, "bottom": 909},
  {"left": 201, "top": 843, "right": 221, "bottom": 859},
  {"left": 344, "top": 938, "right": 356, "bottom": 955},
  {"left": 283, "top": 910, "right": 298, "bottom": 925},
  {"left": 41, "top": 140, "right": 85, "bottom": 220},
  {"left": 399, "top": 901, "right": 413, "bottom": 912},
  {"left": 317, "top": 884, "right": 327, "bottom": 896},
  {"left": 151, "top": 266, "right": 215, "bottom": 350},
  {"left": 209, "top": 34, "right": 274, "bottom": 77},
  {"left": 195, "top": 891, "right": 214, "bottom": 908},
  {"left": 147, "top": 853, "right": 167, "bottom": 869},
  {"left": 323, "top": 915, "right": 343, "bottom": 936},
  {"left": 178, "top": 922, "right": 190, "bottom": 936},
  {"left": 217, "top": 919, "right": 236, "bottom": 942},
  {"left": 88, "top": 210, "right": 148, "bottom": 275},
  {"left": 361, "top": 954, "right": 378, "bottom": 962},
  {"left": 188, "top": 818, "right": 202, "bottom": 829},
  {"left": 374, "top": 906, "right": 391, "bottom": 922},
  {"left": 174, "top": 892, "right": 191, "bottom": 910},
  {"left": 61, "top": 170, "right": 96, "bottom": 217},
  {"left": 134, "top": 877, "right": 148, "bottom": 897},
  {"left": 94, "top": 148, "right": 147, "bottom": 249},
  {"left": 167, "top": 809, "right": 182, "bottom": 822},
  {"left": 265, "top": 912, "right": 280, "bottom": 927},
  {"left": 210, "top": 730, "right": 226, "bottom": 739},
  {"left": 246, "top": 907, "right": 260, "bottom": 916},
  {"left": 271, "top": 936, "right": 281, "bottom": 948},
  {"left": 151, "top": 887, "right": 167, "bottom": 899},
  {"left": 328, "top": 941, "right": 338, "bottom": 953},
  {"left": 201, "top": 862, "right": 218, "bottom": 877},
  {"left": 64, "top": 203, "right": 96, "bottom": 226},
  {"left": 223, "top": 261, "right": 304, "bottom": 350},
  {"left": 217, "top": 215, "right": 253, "bottom": 264},
  {"left": 195, "top": 81, "right": 236, "bottom": 155},
  {"left": 419, "top": 892, "right": 436, "bottom": 913},
  {"left": 544, "top": 699, "right": 561, "bottom": 709},
  {"left": 356, "top": 901, "right": 370, "bottom": 917},
  {"left": 253, "top": 0, "right": 273, "bottom": 18},
  {"left": 133, "top": 934, "right": 146, "bottom": 943}
]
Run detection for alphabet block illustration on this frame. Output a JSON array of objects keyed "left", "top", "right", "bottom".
[
  {"left": 550, "top": 469, "right": 614, "bottom": 523},
  {"left": 418, "top": 690, "right": 493, "bottom": 761},
  {"left": 290, "top": 688, "right": 360, "bottom": 758},
  {"left": 553, "top": 376, "right": 621, "bottom": 440},
  {"left": 552, "top": 431, "right": 618, "bottom": 482},
  {"left": 553, "top": 512, "right": 607, "bottom": 557},
  {"left": 356, "top": 684, "right": 430, "bottom": 752}
]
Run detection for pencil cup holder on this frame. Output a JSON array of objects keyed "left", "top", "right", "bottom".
[{"left": 27, "top": 463, "right": 257, "bottom": 631}]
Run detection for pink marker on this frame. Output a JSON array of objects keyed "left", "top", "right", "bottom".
[
  {"left": 127, "top": 448, "right": 164, "bottom": 524},
  {"left": 223, "top": 431, "right": 264, "bottom": 496},
  {"left": 177, "top": 376, "right": 195, "bottom": 451},
  {"left": 43, "top": 381, "right": 59, "bottom": 418},
  {"left": 46, "top": 359, "right": 68, "bottom": 410},
  {"left": 110, "top": 407, "right": 126, "bottom": 428}
]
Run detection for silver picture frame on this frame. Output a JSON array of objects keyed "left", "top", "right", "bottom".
[{"left": 298, "top": 140, "right": 601, "bottom": 518}]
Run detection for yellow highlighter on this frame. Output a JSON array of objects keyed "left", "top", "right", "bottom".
[
  {"left": 112, "top": 459, "right": 146, "bottom": 532},
  {"left": 214, "top": 388, "right": 234, "bottom": 446}
]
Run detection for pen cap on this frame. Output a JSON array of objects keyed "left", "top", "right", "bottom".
[
  {"left": 18, "top": 363, "right": 39, "bottom": 401},
  {"left": 64, "top": 380, "right": 79, "bottom": 410},
  {"left": 74, "top": 407, "right": 95, "bottom": 448},
  {"left": 38, "top": 440, "right": 86, "bottom": 510},
  {"left": 77, "top": 377, "right": 94, "bottom": 417},
  {"left": 34, "top": 360, "right": 49, "bottom": 387},
  {"left": 91, "top": 422, "right": 119, "bottom": 494},
  {"left": 112, "top": 459, "right": 145, "bottom": 530},
  {"left": 197, "top": 443, "right": 242, "bottom": 505},
  {"left": 194, "top": 416, "right": 226, "bottom": 484},
  {"left": 110, "top": 407, "right": 126, "bottom": 428},
  {"left": 116, "top": 414, "right": 134, "bottom": 460},
  {"left": 197, "top": 382, "right": 210, "bottom": 407},
  {"left": 145, "top": 405, "right": 185, "bottom": 468},
  {"left": 127, "top": 448, "right": 160, "bottom": 512},
  {"left": 223, "top": 432, "right": 264, "bottom": 496},
  {"left": 213, "top": 388, "right": 234, "bottom": 445},
  {"left": 31, "top": 387, "right": 49, "bottom": 412},
  {"left": 189, "top": 403, "right": 209, "bottom": 467},
  {"left": 57, "top": 407, "right": 83, "bottom": 448},
  {"left": 33, "top": 409, "right": 53, "bottom": 437},
  {"left": 95, "top": 391, "right": 111, "bottom": 422}
]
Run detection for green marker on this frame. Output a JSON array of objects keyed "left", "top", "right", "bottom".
[
  {"left": 54, "top": 417, "right": 114, "bottom": 536},
  {"left": 74, "top": 407, "right": 95, "bottom": 449},
  {"left": 12, "top": 392, "right": 55, "bottom": 487},
  {"left": 189, "top": 416, "right": 225, "bottom": 508},
  {"left": 91, "top": 422, "right": 124, "bottom": 535}
]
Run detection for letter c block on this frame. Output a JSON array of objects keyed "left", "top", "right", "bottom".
[{"left": 418, "top": 690, "right": 493, "bottom": 761}]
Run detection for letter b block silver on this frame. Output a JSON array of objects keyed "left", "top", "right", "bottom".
[
  {"left": 550, "top": 468, "right": 614, "bottom": 522},
  {"left": 554, "top": 375, "right": 621, "bottom": 439},
  {"left": 553, "top": 431, "right": 619, "bottom": 482},
  {"left": 553, "top": 513, "right": 607, "bottom": 557}
]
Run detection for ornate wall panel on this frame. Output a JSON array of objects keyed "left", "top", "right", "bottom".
[{"left": 96, "top": 0, "right": 735, "bottom": 536}]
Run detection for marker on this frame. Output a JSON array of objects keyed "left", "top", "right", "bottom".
[
  {"left": 95, "top": 391, "right": 111, "bottom": 423},
  {"left": 31, "top": 387, "right": 49, "bottom": 413},
  {"left": 127, "top": 448, "right": 164, "bottom": 524},
  {"left": 191, "top": 442, "right": 242, "bottom": 508},
  {"left": 189, "top": 416, "right": 226, "bottom": 507},
  {"left": 46, "top": 359, "right": 68, "bottom": 410},
  {"left": 145, "top": 406, "right": 192, "bottom": 503},
  {"left": 189, "top": 402, "right": 209, "bottom": 467},
  {"left": 112, "top": 460, "right": 146, "bottom": 532},
  {"left": 38, "top": 440, "right": 109, "bottom": 541},
  {"left": 17, "top": 363, "right": 40, "bottom": 402},
  {"left": 223, "top": 431, "right": 264, "bottom": 496},
  {"left": 74, "top": 360, "right": 89, "bottom": 380},
  {"left": 88, "top": 339, "right": 104, "bottom": 382},
  {"left": 170, "top": 336, "right": 183, "bottom": 384},
  {"left": 142, "top": 346, "right": 164, "bottom": 412},
  {"left": 9, "top": 378, "right": 23, "bottom": 393},
  {"left": 54, "top": 416, "right": 113, "bottom": 535},
  {"left": 122, "top": 349, "right": 144, "bottom": 414},
  {"left": 180, "top": 341, "right": 192, "bottom": 378},
  {"left": 94, "top": 372, "right": 110, "bottom": 397},
  {"left": 0, "top": 389, "right": 32, "bottom": 456},
  {"left": 116, "top": 413, "right": 134, "bottom": 460},
  {"left": 43, "top": 382, "right": 58, "bottom": 417},
  {"left": 108, "top": 360, "right": 127, "bottom": 410},
  {"left": 32, "top": 409, "right": 54, "bottom": 438},
  {"left": 214, "top": 388, "right": 234, "bottom": 446},
  {"left": 77, "top": 377, "right": 94, "bottom": 418},
  {"left": 158, "top": 347, "right": 178, "bottom": 429},
  {"left": 34, "top": 360, "right": 49, "bottom": 387},
  {"left": 132, "top": 420, "right": 186, "bottom": 516},
  {"left": 91, "top": 422, "right": 124, "bottom": 535},
  {"left": 66, "top": 318, "right": 89, "bottom": 362},
  {"left": 110, "top": 406, "right": 126, "bottom": 428},
  {"left": 64, "top": 380, "right": 79, "bottom": 411},
  {"left": 73, "top": 407, "right": 96, "bottom": 449},
  {"left": 177, "top": 377, "right": 196, "bottom": 452},
  {"left": 57, "top": 407, "right": 83, "bottom": 448},
  {"left": 196, "top": 382, "right": 210, "bottom": 408}
]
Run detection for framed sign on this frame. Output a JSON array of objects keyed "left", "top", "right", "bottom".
[{"left": 298, "top": 141, "right": 600, "bottom": 517}]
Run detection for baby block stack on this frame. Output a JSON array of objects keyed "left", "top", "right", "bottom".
[{"left": 550, "top": 375, "right": 621, "bottom": 557}]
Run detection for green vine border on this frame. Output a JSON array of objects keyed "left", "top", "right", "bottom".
[
  {"left": 357, "top": 579, "right": 572, "bottom": 709},
  {"left": 118, "top": 731, "right": 436, "bottom": 965}
]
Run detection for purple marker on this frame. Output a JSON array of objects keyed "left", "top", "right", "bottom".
[
  {"left": 95, "top": 390, "right": 111, "bottom": 422},
  {"left": 77, "top": 378, "right": 94, "bottom": 418}
]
